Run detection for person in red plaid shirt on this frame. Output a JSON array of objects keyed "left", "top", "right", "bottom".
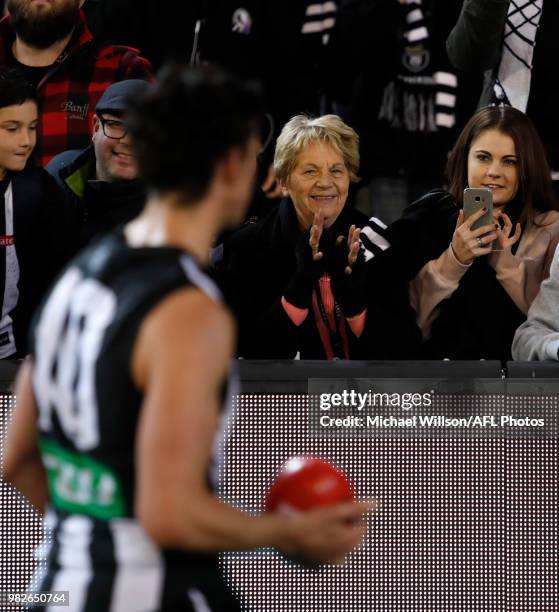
[{"left": 0, "top": 0, "right": 153, "bottom": 166}]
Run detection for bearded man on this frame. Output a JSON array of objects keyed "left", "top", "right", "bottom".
[{"left": 0, "top": 0, "right": 152, "bottom": 165}]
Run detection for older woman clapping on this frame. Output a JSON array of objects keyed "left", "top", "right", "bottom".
[{"left": 219, "top": 114, "right": 420, "bottom": 359}]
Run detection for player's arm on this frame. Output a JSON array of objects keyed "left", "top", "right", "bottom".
[
  {"left": 133, "top": 288, "right": 372, "bottom": 562},
  {"left": 2, "top": 359, "right": 49, "bottom": 514}
]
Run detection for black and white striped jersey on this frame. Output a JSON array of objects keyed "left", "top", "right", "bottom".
[{"left": 27, "top": 230, "right": 239, "bottom": 612}]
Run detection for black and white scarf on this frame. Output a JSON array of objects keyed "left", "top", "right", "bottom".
[
  {"left": 493, "top": 0, "right": 543, "bottom": 111},
  {"left": 378, "top": 0, "right": 457, "bottom": 133},
  {"left": 301, "top": 1, "right": 337, "bottom": 45}
]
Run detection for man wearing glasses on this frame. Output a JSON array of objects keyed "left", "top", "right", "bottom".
[{"left": 47, "top": 79, "right": 148, "bottom": 251}]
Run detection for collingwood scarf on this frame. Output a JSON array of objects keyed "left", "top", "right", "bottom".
[
  {"left": 378, "top": 0, "right": 457, "bottom": 133},
  {"left": 493, "top": 0, "right": 543, "bottom": 112}
]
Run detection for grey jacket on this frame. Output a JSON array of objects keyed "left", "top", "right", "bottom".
[{"left": 512, "top": 245, "right": 559, "bottom": 361}]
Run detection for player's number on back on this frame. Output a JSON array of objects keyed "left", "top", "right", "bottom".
[{"left": 33, "top": 267, "right": 116, "bottom": 451}]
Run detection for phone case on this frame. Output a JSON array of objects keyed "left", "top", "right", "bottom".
[{"left": 463, "top": 187, "right": 494, "bottom": 231}]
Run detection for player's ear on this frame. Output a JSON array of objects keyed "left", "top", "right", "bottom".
[{"left": 219, "top": 145, "right": 244, "bottom": 184}]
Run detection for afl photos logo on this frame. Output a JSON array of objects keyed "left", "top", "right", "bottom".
[{"left": 232, "top": 8, "right": 252, "bottom": 34}]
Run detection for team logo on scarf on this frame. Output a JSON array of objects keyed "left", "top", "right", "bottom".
[
  {"left": 402, "top": 45, "right": 431, "bottom": 73},
  {"left": 378, "top": 0, "right": 457, "bottom": 132},
  {"left": 232, "top": 8, "right": 252, "bottom": 34}
]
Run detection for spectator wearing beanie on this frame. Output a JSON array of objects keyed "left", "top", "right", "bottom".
[{"left": 47, "top": 79, "right": 148, "bottom": 251}]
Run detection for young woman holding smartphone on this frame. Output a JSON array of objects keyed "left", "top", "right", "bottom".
[{"left": 389, "top": 105, "right": 559, "bottom": 360}]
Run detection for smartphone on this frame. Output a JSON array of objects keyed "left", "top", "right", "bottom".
[{"left": 463, "top": 187, "right": 493, "bottom": 231}]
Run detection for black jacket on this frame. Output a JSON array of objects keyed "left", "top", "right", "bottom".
[
  {"left": 390, "top": 189, "right": 526, "bottom": 361},
  {"left": 2, "top": 165, "right": 76, "bottom": 356},
  {"left": 218, "top": 199, "right": 421, "bottom": 359},
  {"left": 446, "top": 0, "right": 559, "bottom": 170},
  {"left": 47, "top": 146, "right": 146, "bottom": 252}
]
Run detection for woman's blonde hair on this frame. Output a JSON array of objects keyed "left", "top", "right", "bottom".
[{"left": 273, "top": 114, "right": 360, "bottom": 183}]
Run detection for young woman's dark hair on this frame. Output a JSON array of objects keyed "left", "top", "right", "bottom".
[
  {"left": 446, "top": 105, "right": 558, "bottom": 227},
  {"left": 0, "top": 68, "right": 38, "bottom": 109},
  {"left": 127, "top": 64, "right": 264, "bottom": 203}
]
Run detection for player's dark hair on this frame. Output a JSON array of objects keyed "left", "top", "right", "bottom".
[
  {"left": 127, "top": 64, "right": 265, "bottom": 203},
  {"left": 0, "top": 68, "right": 38, "bottom": 110}
]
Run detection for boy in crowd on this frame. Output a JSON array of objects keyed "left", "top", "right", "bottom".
[{"left": 0, "top": 68, "right": 74, "bottom": 358}]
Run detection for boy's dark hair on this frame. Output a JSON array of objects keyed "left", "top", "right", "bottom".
[
  {"left": 126, "top": 64, "right": 265, "bottom": 203},
  {"left": 0, "top": 68, "right": 38, "bottom": 110}
]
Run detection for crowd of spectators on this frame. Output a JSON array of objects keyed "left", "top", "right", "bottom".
[{"left": 2, "top": 0, "right": 559, "bottom": 363}]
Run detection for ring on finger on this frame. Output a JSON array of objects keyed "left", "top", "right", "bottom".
[{"left": 476, "top": 236, "right": 484, "bottom": 246}]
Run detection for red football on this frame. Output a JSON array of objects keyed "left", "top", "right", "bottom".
[{"left": 265, "top": 456, "right": 355, "bottom": 513}]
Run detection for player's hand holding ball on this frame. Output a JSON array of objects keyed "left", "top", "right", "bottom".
[{"left": 265, "top": 457, "right": 377, "bottom": 565}]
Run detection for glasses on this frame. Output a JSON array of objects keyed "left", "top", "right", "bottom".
[{"left": 98, "top": 116, "right": 128, "bottom": 140}]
